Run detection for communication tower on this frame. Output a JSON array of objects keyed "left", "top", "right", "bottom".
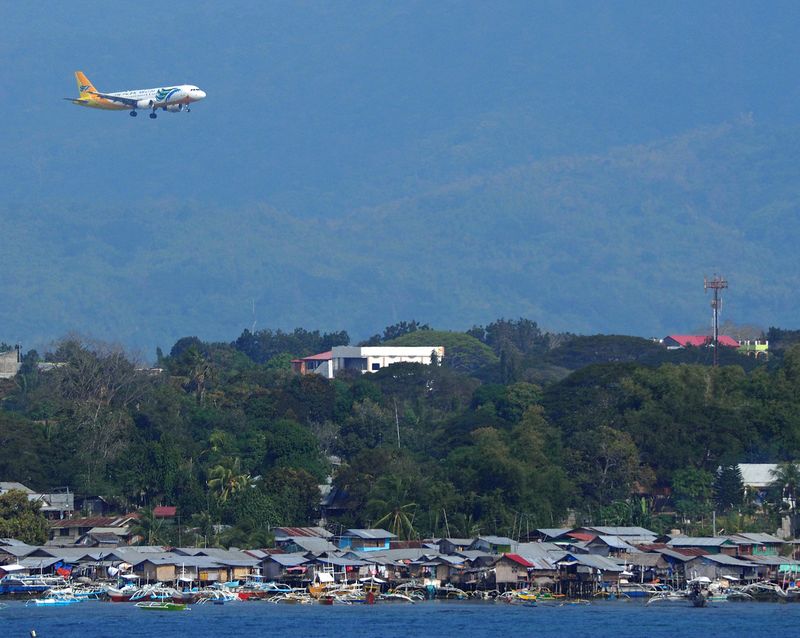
[{"left": 704, "top": 274, "right": 728, "bottom": 366}]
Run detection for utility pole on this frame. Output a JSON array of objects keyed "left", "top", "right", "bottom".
[
  {"left": 704, "top": 275, "right": 728, "bottom": 366},
  {"left": 393, "top": 398, "right": 401, "bottom": 448}
]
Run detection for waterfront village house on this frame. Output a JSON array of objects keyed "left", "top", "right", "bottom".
[
  {"left": 292, "top": 346, "right": 445, "bottom": 379},
  {"left": 584, "top": 535, "right": 643, "bottom": 557},
  {"left": 468, "top": 536, "right": 516, "bottom": 554},
  {"left": 133, "top": 551, "right": 259, "bottom": 584},
  {"left": 556, "top": 553, "right": 624, "bottom": 596},
  {"left": 575, "top": 526, "right": 657, "bottom": 542},
  {"left": 411, "top": 554, "right": 466, "bottom": 584},
  {"left": 338, "top": 529, "right": 396, "bottom": 552},
  {"left": 617, "top": 552, "right": 670, "bottom": 583},
  {"left": 261, "top": 553, "right": 311, "bottom": 581},
  {"left": 438, "top": 538, "right": 475, "bottom": 555},
  {"left": 667, "top": 536, "right": 738, "bottom": 556},
  {"left": 682, "top": 554, "right": 759, "bottom": 582},
  {"left": 527, "top": 528, "right": 572, "bottom": 543},
  {"left": 728, "top": 533, "right": 785, "bottom": 558},
  {"left": 489, "top": 554, "right": 534, "bottom": 589},
  {"left": 279, "top": 537, "right": 339, "bottom": 554},
  {"left": 274, "top": 527, "right": 336, "bottom": 553}
]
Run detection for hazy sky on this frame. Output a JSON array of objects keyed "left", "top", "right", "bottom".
[{"left": 2, "top": 2, "right": 800, "bottom": 352}]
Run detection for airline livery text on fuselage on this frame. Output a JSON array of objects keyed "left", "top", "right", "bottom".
[{"left": 65, "top": 71, "right": 206, "bottom": 118}]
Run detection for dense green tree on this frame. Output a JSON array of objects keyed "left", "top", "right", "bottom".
[
  {"left": 671, "top": 468, "right": 715, "bottom": 521},
  {"left": 0, "top": 490, "right": 49, "bottom": 544},
  {"left": 714, "top": 465, "right": 745, "bottom": 510}
]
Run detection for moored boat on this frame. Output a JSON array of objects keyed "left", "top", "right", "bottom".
[{"left": 135, "top": 601, "right": 188, "bottom": 611}]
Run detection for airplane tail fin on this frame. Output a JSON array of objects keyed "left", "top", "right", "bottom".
[{"left": 75, "top": 71, "right": 98, "bottom": 97}]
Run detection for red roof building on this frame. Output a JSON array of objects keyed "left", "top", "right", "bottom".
[
  {"left": 504, "top": 553, "right": 535, "bottom": 568},
  {"left": 153, "top": 506, "right": 177, "bottom": 518},
  {"left": 291, "top": 351, "right": 332, "bottom": 375}
]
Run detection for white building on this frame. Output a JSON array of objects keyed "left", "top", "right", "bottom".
[
  {"left": 0, "top": 347, "right": 21, "bottom": 379},
  {"left": 293, "top": 346, "right": 444, "bottom": 379}
]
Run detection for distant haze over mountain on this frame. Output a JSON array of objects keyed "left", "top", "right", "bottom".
[{"left": 2, "top": 2, "right": 800, "bottom": 353}]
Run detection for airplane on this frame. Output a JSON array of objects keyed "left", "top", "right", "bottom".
[{"left": 65, "top": 71, "right": 206, "bottom": 118}]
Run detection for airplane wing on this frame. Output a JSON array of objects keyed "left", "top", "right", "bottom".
[{"left": 88, "top": 91, "right": 138, "bottom": 107}]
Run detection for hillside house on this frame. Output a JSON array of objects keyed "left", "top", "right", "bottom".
[
  {"left": 662, "top": 335, "right": 740, "bottom": 350},
  {"left": 294, "top": 346, "right": 445, "bottom": 379},
  {"left": 0, "top": 347, "right": 21, "bottom": 379}
]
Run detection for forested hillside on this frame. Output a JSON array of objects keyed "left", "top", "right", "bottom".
[
  {"left": 4, "top": 120, "right": 800, "bottom": 352},
  {"left": 1, "top": 320, "right": 797, "bottom": 545}
]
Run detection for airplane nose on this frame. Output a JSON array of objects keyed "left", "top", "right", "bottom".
[{"left": 195, "top": 90, "right": 206, "bottom": 101}]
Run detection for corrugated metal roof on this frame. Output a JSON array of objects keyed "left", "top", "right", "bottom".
[
  {"left": 286, "top": 538, "right": 338, "bottom": 553},
  {"left": 535, "top": 528, "right": 571, "bottom": 539},
  {"left": 737, "top": 464, "right": 778, "bottom": 488},
  {"left": 355, "top": 548, "right": 432, "bottom": 561},
  {"left": 668, "top": 536, "right": 733, "bottom": 547},
  {"left": 561, "top": 553, "right": 624, "bottom": 572},
  {"left": 618, "top": 552, "right": 667, "bottom": 567},
  {"left": 344, "top": 529, "right": 397, "bottom": 539},
  {"left": 18, "top": 557, "right": 61, "bottom": 569},
  {"left": 0, "top": 544, "right": 37, "bottom": 557},
  {"left": 655, "top": 547, "right": 709, "bottom": 561},
  {"left": 692, "top": 554, "right": 756, "bottom": 567},
  {"left": 729, "top": 532, "right": 785, "bottom": 544},
  {"left": 274, "top": 527, "right": 332, "bottom": 539},
  {"left": 588, "top": 526, "right": 656, "bottom": 537},
  {"left": 592, "top": 535, "right": 642, "bottom": 552},
  {"left": 504, "top": 553, "right": 534, "bottom": 568},
  {"left": 264, "top": 553, "right": 311, "bottom": 567},
  {"left": 477, "top": 535, "right": 515, "bottom": 545}
]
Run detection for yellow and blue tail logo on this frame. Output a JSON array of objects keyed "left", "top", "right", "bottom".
[{"left": 74, "top": 71, "right": 97, "bottom": 98}]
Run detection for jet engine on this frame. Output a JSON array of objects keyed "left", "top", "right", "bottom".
[
  {"left": 165, "top": 104, "right": 184, "bottom": 112},
  {"left": 136, "top": 99, "right": 154, "bottom": 109}
]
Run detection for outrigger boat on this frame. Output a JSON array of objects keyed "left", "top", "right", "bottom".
[{"left": 135, "top": 601, "right": 187, "bottom": 611}]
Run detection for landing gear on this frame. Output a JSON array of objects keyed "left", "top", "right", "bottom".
[
  {"left": 130, "top": 110, "right": 137, "bottom": 117},
  {"left": 149, "top": 112, "right": 157, "bottom": 119}
]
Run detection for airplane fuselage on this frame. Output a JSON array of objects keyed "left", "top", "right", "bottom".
[
  {"left": 79, "top": 84, "right": 207, "bottom": 111},
  {"left": 67, "top": 73, "right": 206, "bottom": 117}
]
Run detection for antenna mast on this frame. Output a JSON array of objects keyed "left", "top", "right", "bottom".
[{"left": 704, "top": 275, "right": 728, "bottom": 366}]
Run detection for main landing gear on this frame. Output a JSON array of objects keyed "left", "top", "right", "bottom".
[
  {"left": 149, "top": 112, "right": 157, "bottom": 119},
  {"left": 130, "top": 110, "right": 137, "bottom": 117}
]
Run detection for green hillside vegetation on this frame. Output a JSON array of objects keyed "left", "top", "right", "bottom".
[
  {"left": 384, "top": 329, "right": 498, "bottom": 372},
  {"left": 0, "top": 319, "right": 796, "bottom": 545}
]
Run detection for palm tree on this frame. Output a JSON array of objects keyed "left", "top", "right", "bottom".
[
  {"left": 366, "top": 476, "right": 417, "bottom": 540},
  {"left": 130, "top": 507, "right": 165, "bottom": 545},
  {"left": 207, "top": 457, "right": 250, "bottom": 505},
  {"left": 770, "top": 462, "right": 800, "bottom": 512}
]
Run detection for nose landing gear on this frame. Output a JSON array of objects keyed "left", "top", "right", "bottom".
[
  {"left": 130, "top": 110, "right": 137, "bottom": 117},
  {"left": 149, "top": 112, "right": 157, "bottom": 119}
]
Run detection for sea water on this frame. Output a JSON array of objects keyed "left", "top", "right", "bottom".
[{"left": 2, "top": 600, "right": 798, "bottom": 638}]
